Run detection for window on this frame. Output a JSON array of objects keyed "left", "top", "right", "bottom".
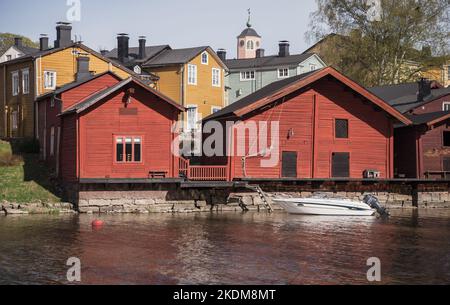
[
  {"left": 11, "top": 111, "right": 18, "bottom": 130},
  {"left": 44, "top": 71, "right": 57, "bottom": 89},
  {"left": 335, "top": 119, "right": 349, "bottom": 139},
  {"left": 12, "top": 71, "right": 19, "bottom": 96},
  {"left": 240, "top": 71, "right": 255, "bottom": 81},
  {"left": 247, "top": 40, "right": 254, "bottom": 50},
  {"left": 310, "top": 64, "right": 317, "bottom": 71},
  {"left": 212, "top": 106, "right": 221, "bottom": 114},
  {"left": 212, "top": 68, "right": 221, "bottom": 87},
  {"left": 186, "top": 105, "right": 198, "bottom": 131},
  {"left": 278, "top": 68, "right": 289, "bottom": 78},
  {"left": 115, "top": 136, "right": 142, "bottom": 163},
  {"left": 332, "top": 152, "right": 350, "bottom": 178},
  {"left": 201, "top": 52, "right": 208, "bottom": 65},
  {"left": 443, "top": 102, "right": 450, "bottom": 111},
  {"left": 22, "top": 69, "right": 29, "bottom": 94},
  {"left": 133, "top": 65, "right": 141, "bottom": 74},
  {"left": 188, "top": 64, "right": 197, "bottom": 85},
  {"left": 50, "top": 126, "right": 55, "bottom": 156},
  {"left": 444, "top": 131, "right": 450, "bottom": 147},
  {"left": 6, "top": 55, "right": 12, "bottom": 61}
]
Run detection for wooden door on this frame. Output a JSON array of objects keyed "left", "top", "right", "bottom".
[
  {"left": 332, "top": 152, "right": 350, "bottom": 178},
  {"left": 282, "top": 151, "right": 297, "bottom": 178}
]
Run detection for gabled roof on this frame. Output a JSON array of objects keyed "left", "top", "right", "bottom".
[
  {"left": 105, "top": 45, "right": 170, "bottom": 63},
  {"left": 36, "top": 71, "right": 122, "bottom": 101},
  {"left": 0, "top": 44, "right": 39, "bottom": 59},
  {"left": 0, "top": 42, "right": 149, "bottom": 83},
  {"left": 61, "top": 76, "right": 184, "bottom": 116},
  {"left": 142, "top": 46, "right": 227, "bottom": 69},
  {"left": 238, "top": 27, "right": 261, "bottom": 38},
  {"left": 204, "top": 67, "right": 411, "bottom": 125},
  {"left": 369, "top": 83, "right": 450, "bottom": 114},
  {"left": 405, "top": 111, "right": 450, "bottom": 126},
  {"left": 225, "top": 53, "right": 324, "bottom": 70}
]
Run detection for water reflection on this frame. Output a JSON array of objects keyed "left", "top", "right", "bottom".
[{"left": 0, "top": 209, "right": 449, "bottom": 285}]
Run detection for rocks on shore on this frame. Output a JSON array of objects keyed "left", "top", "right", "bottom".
[{"left": 1, "top": 201, "right": 75, "bottom": 216}]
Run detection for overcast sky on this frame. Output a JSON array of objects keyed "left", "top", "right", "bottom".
[{"left": 0, "top": 0, "right": 319, "bottom": 58}]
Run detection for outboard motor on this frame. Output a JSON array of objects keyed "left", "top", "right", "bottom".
[{"left": 363, "top": 195, "right": 390, "bottom": 217}]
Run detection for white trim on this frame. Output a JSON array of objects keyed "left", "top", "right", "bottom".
[
  {"left": 187, "top": 64, "right": 197, "bottom": 85},
  {"left": 212, "top": 68, "right": 221, "bottom": 87},
  {"left": 44, "top": 70, "right": 57, "bottom": 90},
  {"left": 201, "top": 51, "right": 209, "bottom": 65},
  {"left": 186, "top": 104, "right": 198, "bottom": 131},
  {"left": 240, "top": 70, "right": 256, "bottom": 81},
  {"left": 50, "top": 126, "right": 55, "bottom": 156},
  {"left": 11, "top": 71, "right": 19, "bottom": 96},
  {"left": 21, "top": 68, "right": 30, "bottom": 94},
  {"left": 278, "top": 67, "right": 290, "bottom": 79},
  {"left": 443, "top": 102, "right": 450, "bottom": 111}
]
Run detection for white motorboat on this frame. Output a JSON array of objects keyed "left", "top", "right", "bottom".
[{"left": 273, "top": 195, "right": 388, "bottom": 217}]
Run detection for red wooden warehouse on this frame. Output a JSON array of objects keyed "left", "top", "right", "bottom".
[
  {"left": 37, "top": 58, "right": 184, "bottom": 182},
  {"left": 201, "top": 67, "right": 411, "bottom": 180}
]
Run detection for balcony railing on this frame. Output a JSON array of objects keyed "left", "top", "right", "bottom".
[{"left": 179, "top": 158, "right": 229, "bottom": 181}]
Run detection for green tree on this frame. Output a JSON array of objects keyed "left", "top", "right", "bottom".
[
  {"left": 0, "top": 33, "right": 39, "bottom": 53},
  {"left": 307, "top": 0, "right": 450, "bottom": 87}
]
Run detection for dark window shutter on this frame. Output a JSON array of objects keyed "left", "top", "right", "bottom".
[
  {"left": 335, "top": 119, "right": 349, "bottom": 139},
  {"left": 282, "top": 152, "right": 298, "bottom": 178},
  {"left": 332, "top": 152, "right": 350, "bottom": 178}
]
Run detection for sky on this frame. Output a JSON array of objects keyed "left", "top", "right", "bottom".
[{"left": 0, "top": 0, "right": 319, "bottom": 58}]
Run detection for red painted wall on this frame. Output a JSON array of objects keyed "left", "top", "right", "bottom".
[
  {"left": 227, "top": 79, "right": 394, "bottom": 179},
  {"left": 411, "top": 94, "right": 450, "bottom": 114},
  {"left": 78, "top": 84, "right": 179, "bottom": 179},
  {"left": 420, "top": 119, "right": 450, "bottom": 177},
  {"left": 394, "top": 127, "right": 419, "bottom": 178}
]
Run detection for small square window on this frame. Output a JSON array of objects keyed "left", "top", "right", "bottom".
[
  {"left": 335, "top": 119, "right": 349, "bottom": 139},
  {"left": 444, "top": 131, "right": 450, "bottom": 147},
  {"left": 44, "top": 71, "right": 57, "bottom": 90},
  {"left": 278, "top": 68, "right": 289, "bottom": 78}
]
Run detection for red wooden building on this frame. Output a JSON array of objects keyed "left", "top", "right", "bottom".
[
  {"left": 201, "top": 67, "right": 411, "bottom": 180},
  {"left": 37, "top": 63, "right": 184, "bottom": 182},
  {"left": 371, "top": 79, "right": 450, "bottom": 179}
]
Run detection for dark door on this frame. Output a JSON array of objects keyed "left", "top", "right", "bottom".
[
  {"left": 282, "top": 152, "right": 297, "bottom": 178},
  {"left": 332, "top": 152, "right": 350, "bottom": 178},
  {"left": 444, "top": 157, "right": 450, "bottom": 172}
]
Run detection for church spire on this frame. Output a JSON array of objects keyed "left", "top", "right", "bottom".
[{"left": 246, "top": 8, "right": 252, "bottom": 28}]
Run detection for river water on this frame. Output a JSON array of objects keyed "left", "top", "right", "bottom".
[{"left": 0, "top": 209, "right": 449, "bottom": 285}]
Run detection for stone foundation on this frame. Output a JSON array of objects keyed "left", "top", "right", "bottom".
[{"left": 72, "top": 181, "right": 450, "bottom": 214}]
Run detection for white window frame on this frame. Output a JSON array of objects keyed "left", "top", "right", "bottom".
[
  {"left": 447, "top": 65, "right": 450, "bottom": 81},
  {"left": 12, "top": 71, "right": 19, "bottom": 96},
  {"left": 211, "top": 106, "right": 222, "bottom": 114},
  {"left": 240, "top": 70, "right": 256, "bottom": 81},
  {"left": 133, "top": 65, "right": 142, "bottom": 74},
  {"left": 201, "top": 52, "right": 209, "bottom": 65},
  {"left": 6, "top": 55, "right": 12, "bottom": 61},
  {"left": 278, "top": 68, "right": 290, "bottom": 79},
  {"left": 187, "top": 64, "right": 197, "bottom": 85},
  {"left": 22, "top": 69, "right": 30, "bottom": 94},
  {"left": 212, "top": 68, "right": 221, "bottom": 87},
  {"left": 443, "top": 102, "right": 450, "bottom": 111},
  {"left": 186, "top": 105, "right": 198, "bottom": 132},
  {"left": 247, "top": 40, "right": 254, "bottom": 50},
  {"left": 44, "top": 71, "right": 57, "bottom": 90},
  {"left": 310, "top": 64, "right": 317, "bottom": 71}
]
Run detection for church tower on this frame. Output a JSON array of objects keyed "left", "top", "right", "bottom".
[{"left": 237, "top": 9, "right": 262, "bottom": 59}]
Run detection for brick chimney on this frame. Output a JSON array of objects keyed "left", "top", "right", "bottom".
[
  {"left": 217, "top": 49, "right": 227, "bottom": 62},
  {"left": 278, "top": 41, "right": 290, "bottom": 57},
  {"left": 39, "top": 34, "right": 49, "bottom": 51},
  {"left": 138, "top": 36, "right": 147, "bottom": 60},
  {"left": 117, "top": 33, "right": 129, "bottom": 63},
  {"left": 418, "top": 78, "right": 432, "bottom": 101},
  {"left": 54, "top": 22, "right": 73, "bottom": 48}
]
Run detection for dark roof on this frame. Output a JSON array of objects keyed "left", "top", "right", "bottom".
[
  {"left": 204, "top": 69, "right": 322, "bottom": 121},
  {"left": 238, "top": 27, "right": 261, "bottom": 38},
  {"left": 405, "top": 111, "right": 450, "bottom": 125},
  {"left": 36, "top": 71, "right": 121, "bottom": 101},
  {"left": 105, "top": 45, "right": 170, "bottom": 64},
  {"left": 225, "top": 53, "right": 320, "bottom": 70},
  {"left": 143, "top": 46, "right": 209, "bottom": 67},
  {"left": 61, "top": 77, "right": 184, "bottom": 116},
  {"left": 369, "top": 83, "right": 450, "bottom": 113},
  {"left": 15, "top": 45, "right": 39, "bottom": 55}
]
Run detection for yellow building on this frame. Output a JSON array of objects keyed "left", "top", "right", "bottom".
[
  {"left": 0, "top": 23, "right": 143, "bottom": 139},
  {"left": 422, "top": 62, "right": 450, "bottom": 88},
  {"left": 142, "top": 46, "right": 228, "bottom": 131}
]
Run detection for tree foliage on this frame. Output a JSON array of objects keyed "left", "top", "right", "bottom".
[
  {"left": 307, "top": 0, "right": 450, "bottom": 87},
  {"left": 0, "top": 33, "right": 39, "bottom": 53}
]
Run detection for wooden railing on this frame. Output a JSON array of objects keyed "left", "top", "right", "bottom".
[{"left": 179, "top": 157, "right": 228, "bottom": 181}]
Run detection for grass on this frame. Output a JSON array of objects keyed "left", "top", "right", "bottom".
[{"left": 0, "top": 140, "right": 61, "bottom": 204}]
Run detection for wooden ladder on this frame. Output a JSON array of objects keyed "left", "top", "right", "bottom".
[{"left": 246, "top": 184, "right": 273, "bottom": 213}]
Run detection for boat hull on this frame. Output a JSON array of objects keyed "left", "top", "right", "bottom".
[{"left": 274, "top": 199, "right": 375, "bottom": 216}]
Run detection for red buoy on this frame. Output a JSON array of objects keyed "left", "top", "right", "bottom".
[{"left": 92, "top": 220, "right": 104, "bottom": 228}]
